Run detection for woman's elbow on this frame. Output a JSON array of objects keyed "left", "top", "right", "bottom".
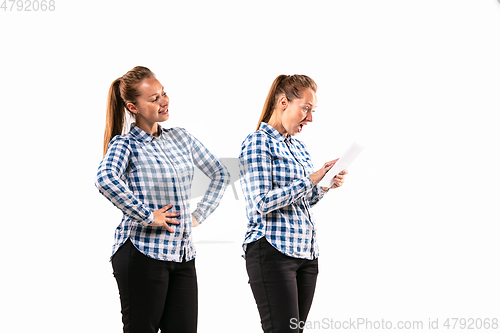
[
  {"left": 95, "top": 170, "right": 114, "bottom": 194},
  {"left": 254, "top": 197, "right": 273, "bottom": 215},
  {"left": 220, "top": 165, "right": 231, "bottom": 187}
]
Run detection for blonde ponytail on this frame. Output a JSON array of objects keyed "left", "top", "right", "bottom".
[{"left": 103, "top": 78, "right": 126, "bottom": 155}]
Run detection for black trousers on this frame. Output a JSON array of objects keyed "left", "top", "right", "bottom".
[
  {"left": 111, "top": 239, "right": 198, "bottom": 333},
  {"left": 246, "top": 238, "right": 319, "bottom": 333}
]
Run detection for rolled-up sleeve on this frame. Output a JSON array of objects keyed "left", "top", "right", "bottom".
[{"left": 308, "top": 184, "right": 328, "bottom": 207}]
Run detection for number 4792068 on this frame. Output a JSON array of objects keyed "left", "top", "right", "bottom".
[{"left": 1, "top": 0, "right": 55, "bottom": 11}]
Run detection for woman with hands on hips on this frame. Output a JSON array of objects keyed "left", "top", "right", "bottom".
[
  {"left": 95, "top": 66, "right": 229, "bottom": 333},
  {"left": 239, "top": 74, "right": 347, "bottom": 333}
]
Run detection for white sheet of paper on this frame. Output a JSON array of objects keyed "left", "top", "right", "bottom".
[{"left": 318, "top": 142, "right": 364, "bottom": 188}]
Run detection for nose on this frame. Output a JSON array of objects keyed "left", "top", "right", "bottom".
[
  {"left": 161, "top": 94, "right": 169, "bottom": 106},
  {"left": 305, "top": 111, "right": 313, "bottom": 123}
]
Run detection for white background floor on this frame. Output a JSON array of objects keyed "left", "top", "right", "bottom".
[{"left": 1, "top": 1, "right": 500, "bottom": 332}]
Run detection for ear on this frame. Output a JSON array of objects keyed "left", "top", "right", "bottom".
[
  {"left": 277, "top": 94, "right": 288, "bottom": 111},
  {"left": 126, "top": 102, "right": 138, "bottom": 114}
]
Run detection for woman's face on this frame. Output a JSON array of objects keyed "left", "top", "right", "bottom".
[
  {"left": 281, "top": 88, "right": 317, "bottom": 136},
  {"left": 127, "top": 77, "right": 170, "bottom": 129}
]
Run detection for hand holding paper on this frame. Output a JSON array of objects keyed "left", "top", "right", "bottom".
[{"left": 318, "top": 142, "right": 364, "bottom": 188}]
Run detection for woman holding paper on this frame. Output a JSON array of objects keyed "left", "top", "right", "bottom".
[{"left": 239, "top": 74, "right": 347, "bottom": 333}]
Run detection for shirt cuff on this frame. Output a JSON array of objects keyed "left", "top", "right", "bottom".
[
  {"left": 139, "top": 212, "right": 156, "bottom": 227},
  {"left": 304, "top": 176, "right": 314, "bottom": 191},
  {"left": 191, "top": 210, "right": 205, "bottom": 225},
  {"left": 319, "top": 186, "right": 330, "bottom": 194}
]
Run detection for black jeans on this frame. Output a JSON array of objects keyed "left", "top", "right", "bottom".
[
  {"left": 111, "top": 239, "right": 198, "bottom": 333},
  {"left": 246, "top": 238, "right": 319, "bottom": 333}
]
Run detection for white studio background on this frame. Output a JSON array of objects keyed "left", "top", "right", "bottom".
[{"left": 1, "top": 0, "right": 499, "bottom": 332}]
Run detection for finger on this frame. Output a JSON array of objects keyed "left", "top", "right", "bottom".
[
  {"left": 324, "top": 159, "right": 339, "bottom": 168},
  {"left": 167, "top": 219, "right": 180, "bottom": 225},
  {"left": 162, "top": 204, "right": 174, "bottom": 212},
  {"left": 164, "top": 224, "right": 175, "bottom": 233},
  {"left": 339, "top": 169, "right": 349, "bottom": 175},
  {"left": 166, "top": 212, "right": 180, "bottom": 217},
  {"left": 331, "top": 179, "right": 343, "bottom": 188}
]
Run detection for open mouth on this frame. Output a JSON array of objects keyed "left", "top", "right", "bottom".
[
  {"left": 298, "top": 123, "right": 305, "bottom": 132},
  {"left": 159, "top": 107, "right": 169, "bottom": 115}
]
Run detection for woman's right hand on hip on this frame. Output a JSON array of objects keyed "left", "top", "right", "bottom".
[{"left": 151, "top": 204, "right": 180, "bottom": 232}]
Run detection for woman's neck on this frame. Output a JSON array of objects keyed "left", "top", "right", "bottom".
[
  {"left": 136, "top": 120, "right": 160, "bottom": 137},
  {"left": 267, "top": 112, "right": 288, "bottom": 137}
]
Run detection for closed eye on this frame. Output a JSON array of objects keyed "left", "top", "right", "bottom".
[{"left": 151, "top": 91, "right": 167, "bottom": 103}]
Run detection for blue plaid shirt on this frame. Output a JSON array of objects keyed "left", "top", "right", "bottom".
[
  {"left": 95, "top": 124, "right": 230, "bottom": 262},
  {"left": 239, "top": 122, "right": 329, "bottom": 260}
]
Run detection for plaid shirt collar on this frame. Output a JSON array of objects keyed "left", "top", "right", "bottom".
[
  {"left": 129, "top": 123, "right": 170, "bottom": 143},
  {"left": 259, "top": 122, "right": 294, "bottom": 144}
]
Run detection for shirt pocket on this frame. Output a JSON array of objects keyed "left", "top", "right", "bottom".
[
  {"left": 291, "top": 147, "right": 315, "bottom": 175},
  {"left": 271, "top": 157, "right": 302, "bottom": 187}
]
